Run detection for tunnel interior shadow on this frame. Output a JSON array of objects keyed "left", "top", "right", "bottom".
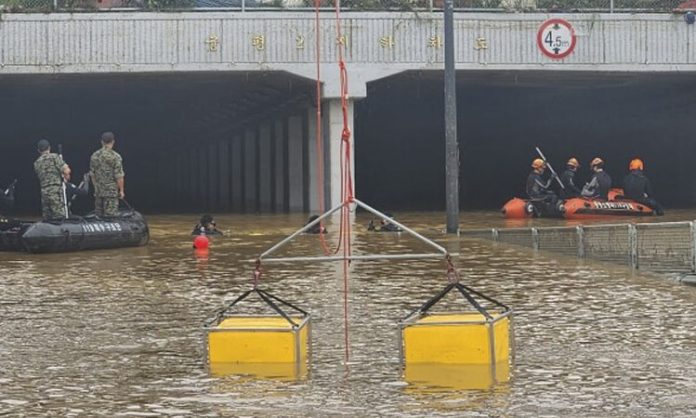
[{"left": 355, "top": 71, "right": 696, "bottom": 211}]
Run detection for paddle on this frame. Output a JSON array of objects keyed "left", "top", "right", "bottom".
[
  {"left": 535, "top": 147, "right": 565, "bottom": 190},
  {"left": 57, "top": 144, "right": 70, "bottom": 218}
]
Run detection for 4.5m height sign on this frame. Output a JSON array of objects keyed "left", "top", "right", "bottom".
[{"left": 537, "top": 19, "right": 577, "bottom": 59}]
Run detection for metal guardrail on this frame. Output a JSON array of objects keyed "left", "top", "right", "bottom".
[
  {"left": 462, "top": 221, "right": 696, "bottom": 274},
  {"left": 0, "top": 0, "right": 691, "bottom": 13}
]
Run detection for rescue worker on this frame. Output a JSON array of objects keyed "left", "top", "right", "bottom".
[
  {"left": 367, "top": 213, "right": 402, "bottom": 232},
  {"left": 526, "top": 158, "right": 558, "bottom": 207},
  {"left": 560, "top": 157, "right": 582, "bottom": 198},
  {"left": 304, "top": 215, "right": 327, "bottom": 234},
  {"left": 192, "top": 214, "right": 223, "bottom": 236},
  {"left": 33, "top": 139, "right": 71, "bottom": 220},
  {"left": 623, "top": 158, "right": 664, "bottom": 215},
  {"left": 90, "top": 132, "right": 125, "bottom": 218},
  {"left": 581, "top": 157, "right": 612, "bottom": 200}
]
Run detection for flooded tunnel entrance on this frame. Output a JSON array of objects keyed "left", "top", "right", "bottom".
[
  {"left": 355, "top": 71, "right": 696, "bottom": 211},
  {"left": 0, "top": 72, "right": 315, "bottom": 215}
]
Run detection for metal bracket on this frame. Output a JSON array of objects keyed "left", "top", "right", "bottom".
[{"left": 258, "top": 198, "right": 450, "bottom": 264}]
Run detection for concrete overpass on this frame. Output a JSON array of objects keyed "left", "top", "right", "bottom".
[{"left": 0, "top": 12, "right": 694, "bottom": 213}]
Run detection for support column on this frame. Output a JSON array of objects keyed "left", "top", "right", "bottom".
[
  {"left": 198, "top": 146, "right": 207, "bottom": 210},
  {"left": 244, "top": 128, "right": 257, "bottom": 213},
  {"left": 287, "top": 115, "right": 304, "bottom": 212},
  {"left": 208, "top": 141, "right": 218, "bottom": 211},
  {"left": 259, "top": 124, "right": 272, "bottom": 213},
  {"left": 307, "top": 106, "right": 319, "bottom": 213},
  {"left": 274, "top": 119, "right": 287, "bottom": 213},
  {"left": 189, "top": 148, "right": 197, "bottom": 209},
  {"left": 231, "top": 135, "right": 243, "bottom": 213},
  {"left": 219, "top": 139, "right": 230, "bottom": 211},
  {"left": 326, "top": 99, "right": 355, "bottom": 209}
]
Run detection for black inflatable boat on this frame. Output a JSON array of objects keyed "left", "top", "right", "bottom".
[{"left": 0, "top": 210, "right": 149, "bottom": 253}]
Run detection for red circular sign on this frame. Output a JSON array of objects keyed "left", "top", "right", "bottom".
[{"left": 537, "top": 18, "right": 577, "bottom": 59}]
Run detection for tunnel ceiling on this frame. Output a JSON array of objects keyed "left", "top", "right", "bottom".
[{"left": 0, "top": 71, "right": 313, "bottom": 154}]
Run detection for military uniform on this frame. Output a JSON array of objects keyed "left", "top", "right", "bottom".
[
  {"left": 90, "top": 147, "right": 124, "bottom": 217},
  {"left": 34, "top": 153, "right": 68, "bottom": 220}
]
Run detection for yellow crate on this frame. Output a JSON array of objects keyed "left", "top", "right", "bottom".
[
  {"left": 207, "top": 315, "right": 310, "bottom": 364},
  {"left": 401, "top": 312, "right": 511, "bottom": 365},
  {"left": 404, "top": 361, "right": 510, "bottom": 390}
]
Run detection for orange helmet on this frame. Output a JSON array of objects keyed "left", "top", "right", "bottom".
[
  {"left": 590, "top": 157, "right": 604, "bottom": 167},
  {"left": 567, "top": 157, "right": 579, "bottom": 168},
  {"left": 531, "top": 158, "right": 546, "bottom": 169},
  {"left": 629, "top": 158, "right": 644, "bottom": 171}
]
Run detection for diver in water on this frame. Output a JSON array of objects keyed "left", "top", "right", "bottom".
[
  {"left": 192, "top": 214, "right": 223, "bottom": 236},
  {"left": 304, "top": 215, "right": 327, "bottom": 234},
  {"left": 367, "top": 213, "right": 402, "bottom": 232}
]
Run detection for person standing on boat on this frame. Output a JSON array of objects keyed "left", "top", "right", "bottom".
[
  {"left": 34, "top": 140, "right": 71, "bottom": 220},
  {"left": 560, "top": 157, "right": 582, "bottom": 198},
  {"left": 581, "top": 157, "right": 611, "bottom": 200},
  {"left": 526, "top": 158, "right": 558, "bottom": 207},
  {"left": 623, "top": 159, "right": 664, "bottom": 216},
  {"left": 90, "top": 132, "right": 125, "bottom": 218}
]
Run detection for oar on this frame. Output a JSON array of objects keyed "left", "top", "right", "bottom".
[
  {"left": 535, "top": 147, "right": 565, "bottom": 190},
  {"left": 57, "top": 144, "right": 70, "bottom": 218}
]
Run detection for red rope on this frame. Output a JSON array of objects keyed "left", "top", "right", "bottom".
[{"left": 312, "top": 0, "right": 353, "bottom": 362}]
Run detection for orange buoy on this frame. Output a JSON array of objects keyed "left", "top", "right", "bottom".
[{"left": 193, "top": 234, "right": 210, "bottom": 250}]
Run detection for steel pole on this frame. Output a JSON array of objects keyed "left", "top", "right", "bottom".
[{"left": 444, "top": 0, "right": 459, "bottom": 234}]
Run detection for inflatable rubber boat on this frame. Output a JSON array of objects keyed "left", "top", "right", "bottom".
[
  {"left": 0, "top": 210, "right": 149, "bottom": 253},
  {"left": 501, "top": 189, "right": 657, "bottom": 219}
]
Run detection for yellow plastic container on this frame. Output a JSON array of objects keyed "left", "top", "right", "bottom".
[
  {"left": 400, "top": 312, "right": 511, "bottom": 365},
  {"left": 207, "top": 315, "right": 310, "bottom": 364}
]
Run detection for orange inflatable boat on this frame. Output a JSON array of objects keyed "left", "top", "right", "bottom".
[{"left": 501, "top": 189, "right": 657, "bottom": 219}]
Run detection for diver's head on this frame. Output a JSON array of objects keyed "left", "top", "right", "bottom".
[{"left": 200, "top": 214, "right": 214, "bottom": 227}]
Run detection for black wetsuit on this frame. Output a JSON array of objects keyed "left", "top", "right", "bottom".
[
  {"left": 191, "top": 224, "right": 223, "bottom": 236},
  {"left": 560, "top": 169, "right": 581, "bottom": 198},
  {"left": 367, "top": 220, "right": 401, "bottom": 232},
  {"left": 582, "top": 170, "right": 612, "bottom": 200},
  {"left": 305, "top": 224, "right": 326, "bottom": 234},
  {"left": 623, "top": 170, "right": 664, "bottom": 215},
  {"left": 526, "top": 172, "right": 558, "bottom": 204}
]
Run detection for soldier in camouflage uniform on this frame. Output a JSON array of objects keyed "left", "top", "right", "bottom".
[
  {"left": 90, "top": 132, "right": 125, "bottom": 218},
  {"left": 33, "top": 139, "right": 71, "bottom": 220}
]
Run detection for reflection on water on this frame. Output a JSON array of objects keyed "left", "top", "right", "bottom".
[
  {"left": 403, "top": 362, "right": 510, "bottom": 392},
  {"left": 1, "top": 212, "right": 696, "bottom": 416}
]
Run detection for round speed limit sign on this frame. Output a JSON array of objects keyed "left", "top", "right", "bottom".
[{"left": 537, "top": 19, "right": 576, "bottom": 59}]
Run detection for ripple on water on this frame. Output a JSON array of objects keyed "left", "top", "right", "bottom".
[{"left": 0, "top": 213, "right": 695, "bottom": 416}]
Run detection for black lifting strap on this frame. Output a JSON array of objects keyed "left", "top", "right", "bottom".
[
  {"left": 206, "top": 287, "right": 308, "bottom": 329},
  {"left": 403, "top": 282, "right": 510, "bottom": 322}
]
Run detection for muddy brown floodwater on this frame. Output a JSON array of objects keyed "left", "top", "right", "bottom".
[{"left": 1, "top": 212, "right": 696, "bottom": 417}]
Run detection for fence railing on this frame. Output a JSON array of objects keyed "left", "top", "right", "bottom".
[
  {"left": 0, "top": 0, "right": 691, "bottom": 13},
  {"left": 463, "top": 221, "right": 696, "bottom": 274}
]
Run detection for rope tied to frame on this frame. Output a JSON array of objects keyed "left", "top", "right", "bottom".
[
  {"left": 446, "top": 254, "right": 460, "bottom": 284},
  {"left": 253, "top": 259, "right": 262, "bottom": 289}
]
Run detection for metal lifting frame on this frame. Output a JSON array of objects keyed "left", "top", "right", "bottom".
[{"left": 258, "top": 198, "right": 450, "bottom": 264}]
